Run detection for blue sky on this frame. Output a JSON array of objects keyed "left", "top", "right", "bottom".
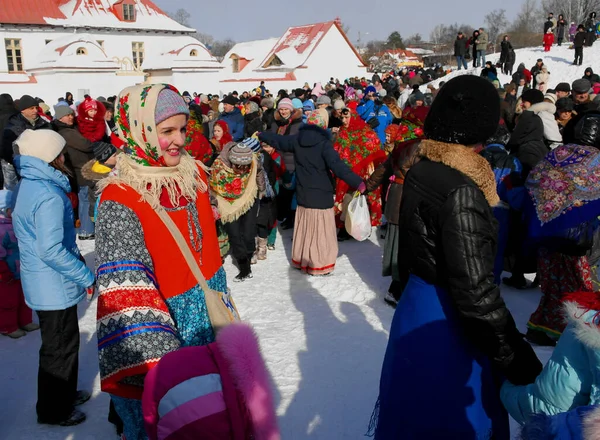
[{"left": 154, "top": 0, "right": 527, "bottom": 44}]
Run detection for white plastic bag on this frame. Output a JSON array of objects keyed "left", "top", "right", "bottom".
[{"left": 345, "top": 194, "right": 372, "bottom": 241}]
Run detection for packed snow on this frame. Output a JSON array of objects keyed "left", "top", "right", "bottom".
[
  {"left": 0, "top": 227, "right": 552, "bottom": 439},
  {"left": 0, "top": 40, "right": 590, "bottom": 439}
]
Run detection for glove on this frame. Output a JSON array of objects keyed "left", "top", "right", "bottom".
[
  {"left": 212, "top": 205, "right": 221, "bottom": 221},
  {"left": 86, "top": 284, "right": 96, "bottom": 302},
  {"left": 357, "top": 182, "right": 367, "bottom": 194}
]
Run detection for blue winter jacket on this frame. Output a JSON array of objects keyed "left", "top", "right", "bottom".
[
  {"left": 356, "top": 99, "right": 392, "bottom": 146},
  {"left": 12, "top": 155, "right": 94, "bottom": 311},
  {"left": 501, "top": 301, "right": 600, "bottom": 425},
  {"left": 218, "top": 108, "right": 245, "bottom": 142},
  {"left": 519, "top": 404, "right": 600, "bottom": 440}
]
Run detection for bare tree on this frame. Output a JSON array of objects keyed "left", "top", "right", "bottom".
[
  {"left": 430, "top": 24, "right": 447, "bottom": 45},
  {"left": 510, "top": 0, "right": 542, "bottom": 33},
  {"left": 168, "top": 8, "right": 191, "bottom": 27},
  {"left": 193, "top": 32, "right": 214, "bottom": 47},
  {"left": 540, "top": 0, "right": 600, "bottom": 25},
  {"left": 211, "top": 39, "right": 236, "bottom": 61},
  {"left": 405, "top": 33, "right": 423, "bottom": 46},
  {"left": 485, "top": 9, "right": 509, "bottom": 51}
]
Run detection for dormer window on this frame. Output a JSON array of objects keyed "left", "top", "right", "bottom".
[
  {"left": 123, "top": 4, "right": 136, "bottom": 21},
  {"left": 76, "top": 47, "right": 87, "bottom": 55},
  {"left": 190, "top": 49, "right": 198, "bottom": 57},
  {"left": 231, "top": 55, "right": 239, "bottom": 73},
  {"left": 264, "top": 54, "right": 283, "bottom": 68}
]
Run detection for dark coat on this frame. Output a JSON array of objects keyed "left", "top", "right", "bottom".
[
  {"left": 397, "top": 156, "right": 542, "bottom": 385},
  {"left": 218, "top": 107, "right": 245, "bottom": 141},
  {"left": 500, "top": 40, "right": 513, "bottom": 63},
  {"left": 366, "top": 140, "right": 421, "bottom": 224},
  {"left": 0, "top": 95, "right": 16, "bottom": 165},
  {"left": 574, "top": 31, "right": 586, "bottom": 48},
  {"left": 556, "top": 18, "right": 567, "bottom": 38},
  {"left": 268, "top": 108, "right": 303, "bottom": 174},
  {"left": 258, "top": 125, "right": 362, "bottom": 210},
  {"left": 583, "top": 68, "right": 600, "bottom": 84},
  {"left": 454, "top": 37, "right": 468, "bottom": 57},
  {"left": 544, "top": 20, "right": 554, "bottom": 33},
  {"left": 243, "top": 111, "right": 264, "bottom": 139},
  {"left": 53, "top": 120, "right": 95, "bottom": 188},
  {"left": 262, "top": 108, "right": 276, "bottom": 130},
  {"left": 2, "top": 113, "right": 52, "bottom": 164},
  {"left": 501, "top": 95, "right": 517, "bottom": 132},
  {"left": 507, "top": 111, "right": 549, "bottom": 176}
]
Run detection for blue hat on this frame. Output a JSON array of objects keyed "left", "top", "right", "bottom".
[
  {"left": 241, "top": 137, "right": 261, "bottom": 153},
  {"left": 302, "top": 100, "right": 315, "bottom": 112},
  {"left": 291, "top": 98, "right": 303, "bottom": 109},
  {"left": 365, "top": 85, "right": 377, "bottom": 95}
]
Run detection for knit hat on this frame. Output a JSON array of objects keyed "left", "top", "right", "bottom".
[
  {"left": 544, "top": 92, "right": 557, "bottom": 104},
  {"left": 228, "top": 142, "right": 253, "bottom": 166},
  {"left": 277, "top": 98, "right": 294, "bottom": 111},
  {"left": 15, "top": 129, "right": 65, "bottom": 163},
  {"left": 521, "top": 89, "right": 544, "bottom": 105},
  {"left": 378, "top": 89, "right": 388, "bottom": 98},
  {"left": 245, "top": 101, "right": 259, "bottom": 114},
  {"left": 333, "top": 99, "right": 346, "bottom": 111},
  {"left": 81, "top": 97, "right": 99, "bottom": 113},
  {"left": 93, "top": 141, "right": 118, "bottom": 164},
  {"left": 302, "top": 100, "right": 315, "bottom": 112},
  {"left": 260, "top": 97, "right": 274, "bottom": 109},
  {"left": 556, "top": 97, "right": 575, "bottom": 112},
  {"left": 240, "top": 137, "right": 261, "bottom": 153},
  {"left": 572, "top": 78, "right": 591, "bottom": 94},
  {"left": 424, "top": 75, "right": 500, "bottom": 145},
  {"left": 306, "top": 109, "right": 329, "bottom": 128},
  {"left": 222, "top": 95, "right": 239, "bottom": 106},
  {"left": 556, "top": 82, "right": 571, "bottom": 93},
  {"left": 54, "top": 104, "right": 74, "bottom": 120},
  {"left": 154, "top": 88, "right": 190, "bottom": 125},
  {"left": 316, "top": 95, "right": 331, "bottom": 105},
  {"left": 291, "top": 98, "right": 303, "bottom": 109},
  {"left": 16, "top": 95, "right": 38, "bottom": 112}
]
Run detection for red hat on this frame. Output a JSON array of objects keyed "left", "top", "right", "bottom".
[{"left": 81, "top": 97, "right": 98, "bottom": 113}]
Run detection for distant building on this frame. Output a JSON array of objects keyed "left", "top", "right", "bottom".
[
  {"left": 373, "top": 49, "right": 424, "bottom": 70},
  {"left": 219, "top": 19, "right": 368, "bottom": 93},
  {"left": 0, "top": 0, "right": 221, "bottom": 101}
]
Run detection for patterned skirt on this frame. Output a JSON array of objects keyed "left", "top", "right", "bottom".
[{"left": 528, "top": 248, "right": 594, "bottom": 338}]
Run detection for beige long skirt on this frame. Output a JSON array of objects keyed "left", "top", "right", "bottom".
[{"left": 292, "top": 206, "right": 338, "bottom": 275}]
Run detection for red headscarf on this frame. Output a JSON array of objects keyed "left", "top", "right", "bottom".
[
  {"left": 77, "top": 97, "right": 107, "bottom": 142},
  {"left": 212, "top": 120, "right": 233, "bottom": 152}
]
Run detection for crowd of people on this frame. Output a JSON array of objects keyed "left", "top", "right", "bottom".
[{"left": 0, "top": 35, "right": 599, "bottom": 439}]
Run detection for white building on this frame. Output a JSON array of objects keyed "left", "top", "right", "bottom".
[
  {"left": 0, "top": 0, "right": 222, "bottom": 102},
  {"left": 220, "top": 19, "right": 368, "bottom": 94}
]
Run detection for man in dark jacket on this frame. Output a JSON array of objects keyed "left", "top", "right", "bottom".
[
  {"left": 218, "top": 95, "right": 245, "bottom": 141},
  {"left": 543, "top": 16, "right": 554, "bottom": 33},
  {"left": 583, "top": 67, "right": 600, "bottom": 84},
  {"left": 530, "top": 59, "right": 544, "bottom": 89},
  {"left": 0, "top": 94, "right": 16, "bottom": 188},
  {"left": 454, "top": 32, "right": 468, "bottom": 70},
  {"left": 574, "top": 25, "right": 586, "bottom": 65}
]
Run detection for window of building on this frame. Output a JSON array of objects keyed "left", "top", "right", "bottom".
[
  {"left": 76, "top": 47, "right": 87, "bottom": 55},
  {"left": 231, "top": 55, "right": 239, "bottom": 73},
  {"left": 264, "top": 55, "right": 283, "bottom": 67},
  {"left": 97, "top": 40, "right": 104, "bottom": 49},
  {"left": 132, "top": 42, "right": 144, "bottom": 69},
  {"left": 5, "top": 39, "right": 23, "bottom": 73},
  {"left": 123, "top": 4, "right": 136, "bottom": 21},
  {"left": 190, "top": 49, "right": 198, "bottom": 57}
]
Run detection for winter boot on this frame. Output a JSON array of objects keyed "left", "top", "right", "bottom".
[
  {"left": 2, "top": 329, "right": 26, "bottom": 339},
  {"left": 257, "top": 238, "right": 268, "bottom": 260},
  {"left": 73, "top": 390, "right": 91, "bottom": 406},
  {"left": 21, "top": 323, "right": 40, "bottom": 332},
  {"left": 234, "top": 259, "right": 253, "bottom": 282}
]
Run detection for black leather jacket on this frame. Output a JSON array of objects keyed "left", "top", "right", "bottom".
[{"left": 398, "top": 158, "right": 542, "bottom": 385}]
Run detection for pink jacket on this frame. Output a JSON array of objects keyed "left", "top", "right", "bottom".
[{"left": 142, "top": 323, "right": 280, "bottom": 440}]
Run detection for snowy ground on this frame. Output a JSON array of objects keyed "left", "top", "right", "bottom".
[
  {"left": 0, "top": 227, "right": 553, "bottom": 440},
  {"left": 427, "top": 41, "right": 600, "bottom": 91}
]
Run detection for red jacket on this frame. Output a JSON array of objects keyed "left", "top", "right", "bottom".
[
  {"left": 543, "top": 33, "right": 555, "bottom": 46},
  {"left": 523, "top": 69, "right": 533, "bottom": 83}
]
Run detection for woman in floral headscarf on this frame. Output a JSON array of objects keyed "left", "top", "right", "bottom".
[
  {"left": 95, "top": 84, "right": 230, "bottom": 439},
  {"left": 333, "top": 108, "right": 386, "bottom": 239}
]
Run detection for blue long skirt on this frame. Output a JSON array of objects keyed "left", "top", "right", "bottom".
[{"left": 374, "top": 275, "right": 509, "bottom": 440}]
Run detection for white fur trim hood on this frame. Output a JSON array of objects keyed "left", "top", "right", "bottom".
[
  {"left": 564, "top": 302, "right": 600, "bottom": 349},
  {"left": 584, "top": 405, "right": 600, "bottom": 440}
]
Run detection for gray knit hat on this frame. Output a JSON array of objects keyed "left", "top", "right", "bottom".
[{"left": 229, "top": 142, "right": 253, "bottom": 166}]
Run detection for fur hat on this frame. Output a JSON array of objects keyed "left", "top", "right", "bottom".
[
  {"left": 16, "top": 95, "right": 38, "bottom": 112},
  {"left": 53, "top": 104, "right": 74, "bottom": 120},
  {"left": 277, "top": 98, "right": 294, "bottom": 111},
  {"left": 573, "top": 78, "right": 592, "bottom": 94},
  {"left": 228, "top": 142, "right": 253, "bottom": 166},
  {"left": 15, "top": 129, "right": 65, "bottom": 163},
  {"left": 521, "top": 89, "right": 545, "bottom": 105},
  {"left": 260, "top": 97, "right": 274, "bottom": 109},
  {"left": 154, "top": 89, "right": 190, "bottom": 125},
  {"left": 424, "top": 75, "right": 500, "bottom": 145}
]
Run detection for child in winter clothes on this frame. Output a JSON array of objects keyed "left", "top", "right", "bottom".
[
  {"left": 209, "top": 139, "right": 266, "bottom": 281},
  {"left": 81, "top": 141, "right": 118, "bottom": 222},
  {"left": 543, "top": 29, "right": 555, "bottom": 51},
  {"left": 0, "top": 190, "right": 37, "bottom": 339},
  {"left": 501, "top": 291, "right": 600, "bottom": 429}
]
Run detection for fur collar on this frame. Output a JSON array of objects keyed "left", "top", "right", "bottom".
[
  {"left": 584, "top": 405, "right": 600, "bottom": 440},
  {"left": 563, "top": 299, "right": 600, "bottom": 349},
  {"left": 529, "top": 101, "right": 557, "bottom": 115},
  {"left": 418, "top": 139, "right": 500, "bottom": 206},
  {"left": 274, "top": 108, "right": 303, "bottom": 125}
]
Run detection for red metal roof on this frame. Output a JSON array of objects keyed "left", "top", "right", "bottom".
[
  {"left": 0, "top": 0, "right": 67, "bottom": 25},
  {"left": 0, "top": 0, "right": 168, "bottom": 25}
]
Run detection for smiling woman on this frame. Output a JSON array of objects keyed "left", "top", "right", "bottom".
[{"left": 94, "top": 84, "right": 231, "bottom": 439}]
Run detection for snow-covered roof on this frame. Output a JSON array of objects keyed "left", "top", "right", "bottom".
[
  {"left": 406, "top": 47, "right": 435, "bottom": 56},
  {"left": 222, "top": 38, "right": 281, "bottom": 74},
  {"left": 142, "top": 36, "right": 222, "bottom": 71},
  {"left": 24, "top": 33, "right": 119, "bottom": 71},
  {"left": 0, "top": 0, "right": 194, "bottom": 33}
]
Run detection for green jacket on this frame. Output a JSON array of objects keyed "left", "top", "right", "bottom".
[{"left": 476, "top": 31, "right": 489, "bottom": 51}]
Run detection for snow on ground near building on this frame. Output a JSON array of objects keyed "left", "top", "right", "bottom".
[
  {"left": 427, "top": 42, "right": 600, "bottom": 91},
  {"left": 0, "top": 228, "right": 553, "bottom": 439}
]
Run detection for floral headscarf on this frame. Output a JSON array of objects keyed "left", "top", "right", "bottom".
[{"left": 115, "top": 83, "right": 184, "bottom": 167}]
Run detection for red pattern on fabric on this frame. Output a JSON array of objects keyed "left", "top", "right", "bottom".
[
  {"left": 528, "top": 248, "right": 594, "bottom": 336},
  {"left": 185, "top": 117, "right": 213, "bottom": 165},
  {"left": 77, "top": 98, "right": 107, "bottom": 142}
]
